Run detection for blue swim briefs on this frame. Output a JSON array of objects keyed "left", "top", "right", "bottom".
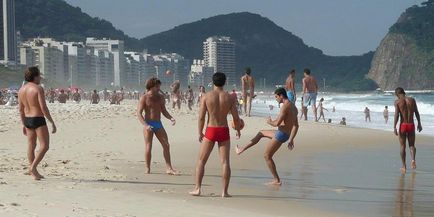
[
  {"left": 146, "top": 120, "right": 163, "bottom": 132},
  {"left": 275, "top": 130, "right": 290, "bottom": 143}
]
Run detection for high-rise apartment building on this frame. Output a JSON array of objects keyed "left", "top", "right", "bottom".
[
  {"left": 0, "top": 0, "right": 17, "bottom": 64},
  {"left": 203, "top": 36, "right": 236, "bottom": 86}
]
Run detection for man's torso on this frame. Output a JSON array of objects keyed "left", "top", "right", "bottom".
[
  {"left": 143, "top": 93, "right": 163, "bottom": 121},
  {"left": 19, "top": 83, "right": 44, "bottom": 117},
  {"left": 205, "top": 90, "right": 233, "bottom": 127}
]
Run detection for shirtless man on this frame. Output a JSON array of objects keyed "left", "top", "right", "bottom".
[
  {"left": 197, "top": 85, "right": 205, "bottom": 106},
  {"left": 236, "top": 88, "right": 299, "bottom": 185},
  {"left": 393, "top": 87, "right": 422, "bottom": 173},
  {"left": 302, "top": 69, "right": 318, "bottom": 121},
  {"left": 18, "top": 67, "right": 57, "bottom": 180},
  {"left": 241, "top": 67, "right": 255, "bottom": 117},
  {"left": 187, "top": 85, "right": 194, "bottom": 111},
  {"left": 189, "top": 72, "right": 241, "bottom": 197},
  {"left": 91, "top": 89, "right": 100, "bottom": 104},
  {"left": 285, "top": 69, "right": 296, "bottom": 103},
  {"left": 57, "top": 89, "right": 67, "bottom": 103},
  {"left": 171, "top": 80, "right": 181, "bottom": 110},
  {"left": 48, "top": 88, "right": 55, "bottom": 103},
  {"left": 364, "top": 107, "right": 371, "bottom": 122},
  {"left": 109, "top": 91, "right": 118, "bottom": 105},
  {"left": 72, "top": 89, "right": 81, "bottom": 103},
  {"left": 137, "top": 78, "right": 177, "bottom": 175}
]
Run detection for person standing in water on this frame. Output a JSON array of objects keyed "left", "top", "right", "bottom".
[
  {"left": 364, "top": 107, "right": 371, "bottom": 122},
  {"left": 285, "top": 69, "right": 296, "bottom": 103},
  {"left": 393, "top": 87, "right": 422, "bottom": 173},
  {"left": 384, "top": 106, "right": 389, "bottom": 124}
]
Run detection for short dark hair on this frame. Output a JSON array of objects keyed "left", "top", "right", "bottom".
[
  {"left": 213, "top": 72, "right": 226, "bottom": 87},
  {"left": 245, "top": 67, "right": 251, "bottom": 75},
  {"left": 24, "top": 66, "right": 40, "bottom": 82},
  {"left": 274, "top": 87, "right": 288, "bottom": 98},
  {"left": 395, "top": 87, "right": 406, "bottom": 95},
  {"left": 290, "top": 69, "right": 296, "bottom": 74},
  {"left": 145, "top": 77, "right": 161, "bottom": 90},
  {"left": 304, "top": 68, "right": 311, "bottom": 75}
]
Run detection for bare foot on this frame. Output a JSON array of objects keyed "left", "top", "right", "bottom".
[
  {"left": 189, "top": 188, "right": 201, "bottom": 196},
  {"left": 400, "top": 167, "right": 406, "bottom": 174},
  {"left": 145, "top": 167, "right": 150, "bottom": 174},
  {"left": 166, "top": 169, "right": 179, "bottom": 175},
  {"left": 411, "top": 161, "right": 417, "bottom": 169},
  {"left": 221, "top": 192, "right": 232, "bottom": 198},
  {"left": 30, "top": 169, "right": 43, "bottom": 180},
  {"left": 265, "top": 180, "right": 282, "bottom": 186},
  {"left": 235, "top": 145, "right": 243, "bottom": 155}
]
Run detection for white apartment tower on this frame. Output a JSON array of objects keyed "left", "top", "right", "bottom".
[
  {"left": 0, "top": 0, "right": 17, "bottom": 64},
  {"left": 203, "top": 36, "right": 236, "bottom": 86},
  {"left": 86, "top": 37, "right": 125, "bottom": 87}
]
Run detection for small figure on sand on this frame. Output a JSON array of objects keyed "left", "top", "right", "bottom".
[
  {"left": 137, "top": 78, "right": 177, "bottom": 175},
  {"left": 171, "top": 80, "right": 181, "bottom": 110},
  {"left": 393, "top": 87, "right": 422, "bottom": 174},
  {"left": 316, "top": 98, "right": 328, "bottom": 122},
  {"left": 339, "top": 117, "right": 346, "bottom": 125},
  {"left": 91, "top": 89, "right": 100, "bottom": 104},
  {"left": 241, "top": 67, "right": 255, "bottom": 117},
  {"left": 18, "top": 67, "right": 57, "bottom": 180},
  {"left": 364, "top": 107, "right": 371, "bottom": 122},
  {"left": 189, "top": 72, "right": 242, "bottom": 197},
  {"left": 383, "top": 106, "right": 389, "bottom": 124},
  {"left": 236, "top": 88, "right": 299, "bottom": 186},
  {"left": 187, "top": 85, "right": 194, "bottom": 111},
  {"left": 58, "top": 89, "right": 67, "bottom": 103},
  {"left": 72, "top": 89, "right": 81, "bottom": 103}
]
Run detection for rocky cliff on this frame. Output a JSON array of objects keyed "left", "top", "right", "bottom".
[{"left": 367, "top": 1, "right": 434, "bottom": 90}]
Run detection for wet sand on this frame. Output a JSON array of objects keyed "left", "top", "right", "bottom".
[{"left": 0, "top": 100, "right": 433, "bottom": 216}]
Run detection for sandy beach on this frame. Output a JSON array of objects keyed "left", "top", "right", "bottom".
[{"left": 1, "top": 100, "right": 433, "bottom": 217}]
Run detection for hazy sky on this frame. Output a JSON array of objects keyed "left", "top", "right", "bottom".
[{"left": 65, "top": 0, "right": 425, "bottom": 56}]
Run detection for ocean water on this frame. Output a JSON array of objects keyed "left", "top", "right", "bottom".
[{"left": 251, "top": 92, "right": 434, "bottom": 136}]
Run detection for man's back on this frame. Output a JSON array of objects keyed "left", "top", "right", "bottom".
[
  {"left": 397, "top": 97, "right": 417, "bottom": 123},
  {"left": 242, "top": 75, "right": 254, "bottom": 91},
  {"left": 205, "top": 90, "right": 234, "bottom": 127},
  {"left": 286, "top": 76, "right": 294, "bottom": 91},
  {"left": 303, "top": 76, "right": 317, "bottom": 93},
  {"left": 19, "top": 83, "right": 43, "bottom": 117}
]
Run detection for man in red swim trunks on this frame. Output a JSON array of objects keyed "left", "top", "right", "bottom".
[
  {"left": 393, "top": 87, "right": 422, "bottom": 174},
  {"left": 189, "top": 72, "right": 242, "bottom": 197}
]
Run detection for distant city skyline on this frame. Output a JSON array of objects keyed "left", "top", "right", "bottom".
[{"left": 64, "top": 0, "right": 425, "bottom": 56}]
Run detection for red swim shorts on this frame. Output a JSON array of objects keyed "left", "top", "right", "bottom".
[
  {"left": 205, "top": 127, "right": 230, "bottom": 143},
  {"left": 400, "top": 123, "right": 415, "bottom": 134}
]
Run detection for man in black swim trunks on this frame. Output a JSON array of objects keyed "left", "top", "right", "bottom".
[{"left": 18, "top": 67, "right": 57, "bottom": 180}]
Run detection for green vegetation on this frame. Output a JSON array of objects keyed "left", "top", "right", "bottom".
[
  {"left": 390, "top": 0, "right": 434, "bottom": 52},
  {"left": 14, "top": 2, "right": 377, "bottom": 91}
]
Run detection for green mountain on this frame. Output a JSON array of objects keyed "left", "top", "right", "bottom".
[
  {"left": 140, "top": 12, "right": 376, "bottom": 91},
  {"left": 14, "top": 1, "right": 376, "bottom": 91},
  {"left": 368, "top": 0, "right": 434, "bottom": 90}
]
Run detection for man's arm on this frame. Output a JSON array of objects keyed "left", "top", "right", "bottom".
[
  {"left": 291, "top": 79, "right": 296, "bottom": 99},
  {"left": 250, "top": 78, "right": 255, "bottom": 97},
  {"left": 230, "top": 97, "right": 241, "bottom": 138},
  {"left": 161, "top": 97, "right": 175, "bottom": 124},
  {"left": 414, "top": 99, "right": 422, "bottom": 132},
  {"left": 267, "top": 104, "right": 286, "bottom": 127},
  {"left": 288, "top": 108, "right": 299, "bottom": 150},
  {"left": 393, "top": 101, "right": 400, "bottom": 135},
  {"left": 241, "top": 77, "right": 245, "bottom": 92},
  {"left": 37, "top": 87, "right": 56, "bottom": 133},
  {"left": 314, "top": 78, "right": 319, "bottom": 93},
  {"left": 18, "top": 91, "right": 26, "bottom": 128},
  {"left": 198, "top": 95, "right": 207, "bottom": 142},
  {"left": 302, "top": 78, "right": 306, "bottom": 93},
  {"left": 137, "top": 95, "right": 149, "bottom": 127}
]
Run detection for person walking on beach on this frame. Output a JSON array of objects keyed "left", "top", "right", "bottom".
[
  {"left": 171, "top": 80, "right": 181, "bottom": 110},
  {"left": 187, "top": 85, "right": 194, "bottom": 111},
  {"left": 189, "top": 72, "right": 242, "bottom": 197},
  {"left": 197, "top": 85, "right": 205, "bottom": 106},
  {"left": 241, "top": 67, "right": 255, "bottom": 117},
  {"left": 236, "top": 88, "right": 299, "bottom": 186},
  {"left": 302, "top": 69, "right": 318, "bottom": 121},
  {"left": 384, "top": 106, "right": 389, "bottom": 124},
  {"left": 285, "top": 69, "right": 296, "bottom": 103},
  {"left": 393, "top": 87, "right": 422, "bottom": 173},
  {"left": 18, "top": 67, "right": 57, "bottom": 180},
  {"left": 316, "top": 98, "right": 328, "bottom": 122},
  {"left": 364, "top": 107, "right": 371, "bottom": 122},
  {"left": 91, "top": 89, "right": 100, "bottom": 104},
  {"left": 72, "top": 89, "right": 81, "bottom": 103},
  {"left": 137, "top": 78, "right": 177, "bottom": 175}
]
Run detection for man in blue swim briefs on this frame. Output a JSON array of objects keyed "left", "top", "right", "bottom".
[
  {"left": 285, "top": 69, "right": 296, "bottom": 103},
  {"left": 236, "top": 87, "right": 299, "bottom": 186},
  {"left": 137, "top": 77, "right": 177, "bottom": 175},
  {"left": 302, "top": 68, "right": 319, "bottom": 121}
]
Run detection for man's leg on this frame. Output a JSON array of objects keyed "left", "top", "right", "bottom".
[
  {"left": 247, "top": 96, "right": 252, "bottom": 117},
  {"left": 154, "top": 128, "right": 177, "bottom": 175},
  {"left": 236, "top": 130, "right": 274, "bottom": 155},
  {"left": 31, "top": 126, "right": 50, "bottom": 180},
  {"left": 243, "top": 94, "right": 247, "bottom": 115},
  {"left": 218, "top": 140, "right": 231, "bottom": 197},
  {"left": 399, "top": 133, "right": 407, "bottom": 173},
  {"left": 26, "top": 128, "right": 37, "bottom": 174},
  {"left": 312, "top": 105, "right": 318, "bottom": 122},
  {"left": 143, "top": 129, "right": 154, "bottom": 174},
  {"left": 408, "top": 132, "right": 416, "bottom": 169},
  {"left": 264, "top": 138, "right": 283, "bottom": 185},
  {"left": 303, "top": 107, "right": 308, "bottom": 121},
  {"left": 189, "top": 138, "right": 215, "bottom": 196}
]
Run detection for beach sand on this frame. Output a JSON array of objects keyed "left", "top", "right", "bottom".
[{"left": 1, "top": 100, "right": 433, "bottom": 217}]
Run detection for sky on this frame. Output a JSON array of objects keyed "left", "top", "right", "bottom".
[{"left": 64, "top": 0, "right": 425, "bottom": 56}]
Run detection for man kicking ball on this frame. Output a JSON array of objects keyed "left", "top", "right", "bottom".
[{"left": 236, "top": 87, "right": 299, "bottom": 185}]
